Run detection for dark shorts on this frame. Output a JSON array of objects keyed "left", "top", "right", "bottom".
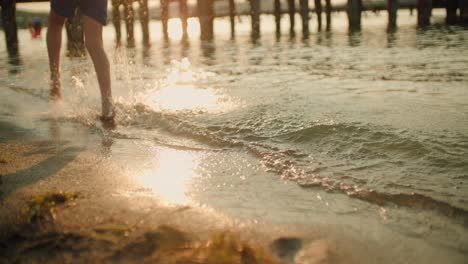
[{"left": 51, "top": 0, "right": 108, "bottom": 25}]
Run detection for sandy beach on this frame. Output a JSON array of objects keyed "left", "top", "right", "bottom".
[
  {"left": 1, "top": 112, "right": 465, "bottom": 263},
  {"left": 0, "top": 121, "right": 360, "bottom": 263}
]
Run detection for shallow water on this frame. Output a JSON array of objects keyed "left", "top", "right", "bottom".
[{"left": 1, "top": 10, "right": 468, "bottom": 262}]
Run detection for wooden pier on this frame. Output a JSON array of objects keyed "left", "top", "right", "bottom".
[
  {"left": 1, "top": 0, "right": 468, "bottom": 60},
  {"left": 111, "top": 0, "right": 150, "bottom": 46}
]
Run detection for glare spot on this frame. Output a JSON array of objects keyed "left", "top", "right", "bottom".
[
  {"left": 143, "top": 58, "right": 238, "bottom": 113},
  {"left": 139, "top": 148, "right": 200, "bottom": 204}
]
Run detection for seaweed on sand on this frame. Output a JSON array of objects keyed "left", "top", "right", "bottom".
[
  {"left": 189, "top": 231, "right": 280, "bottom": 264},
  {"left": 1, "top": 192, "right": 286, "bottom": 263},
  {"left": 141, "top": 231, "right": 281, "bottom": 264},
  {"left": 0, "top": 192, "right": 136, "bottom": 262},
  {"left": 21, "top": 192, "right": 79, "bottom": 224},
  {"left": 0, "top": 192, "right": 98, "bottom": 262},
  {"left": 107, "top": 225, "right": 191, "bottom": 262}
]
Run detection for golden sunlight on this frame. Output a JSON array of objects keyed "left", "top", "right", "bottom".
[
  {"left": 168, "top": 18, "right": 200, "bottom": 40},
  {"left": 139, "top": 148, "right": 200, "bottom": 204},
  {"left": 144, "top": 58, "right": 237, "bottom": 112},
  {"left": 156, "top": 84, "right": 217, "bottom": 111}
]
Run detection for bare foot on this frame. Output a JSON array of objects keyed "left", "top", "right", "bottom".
[
  {"left": 50, "top": 79, "right": 61, "bottom": 100},
  {"left": 100, "top": 115, "right": 116, "bottom": 130},
  {"left": 100, "top": 104, "right": 116, "bottom": 129},
  {"left": 101, "top": 100, "right": 115, "bottom": 117}
]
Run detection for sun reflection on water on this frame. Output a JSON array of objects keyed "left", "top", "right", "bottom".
[
  {"left": 156, "top": 84, "right": 218, "bottom": 111},
  {"left": 139, "top": 148, "right": 200, "bottom": 204},
  {"left": 143, "top": 58, "right": 238, "bottom": 113}
]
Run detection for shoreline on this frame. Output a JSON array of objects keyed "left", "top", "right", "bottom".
[
  {"left": 1, "top": 113, "right": 466, "bottom": 263},
  {"left": 0, "top": 120, "right": 351, "bottom": 263}
]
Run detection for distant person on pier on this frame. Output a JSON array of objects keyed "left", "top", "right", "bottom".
[
  {"left": 47, "top": 0, "right": 115, "bottom": 126},
  {"left": 28, "top": 17, "right": 42, "bottom": 38}
]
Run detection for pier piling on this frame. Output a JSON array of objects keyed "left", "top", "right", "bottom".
[
  {"left": 347, "top": 0, "right": 362, "bottom": 31},
  {"left": 274, "top": 0, "right": 281, "bottom": 35},
  {"left": 315, "top": 0, "right": 323, "bottom": 31},
  {"left": 325, "top": 0, "right": 332, "bottom": 30},
  {"left": 125, "top": 0, "right": 136, "bottom": 47},
  {"left": 250, "top": 0, "right": 261, "bottom": 39},
  {"left": 111, "top": 0, "right": 122, "bottom": 43},
  {"left": 387, "top": 0, "right": 398, "bottom": 30},
  {"left": 139, "top": 0, "right": 150, "bottom": 45},
  {"left": 445, "top": 0, "right": 457, "bottom": 24},
  {"left": 197, "top": 0, "right": 214, "bottom": 40},
  {"left": 417, "top": 0, "right": 432, "bottom": 27},
  {"left": 229, "top": 0, "right": 236, "bottom": 37},
  {"left": 460, "top": 0, "right": 468, "bottom": 24},
  {"left": 160, "top": 0, "right": 169, "bottom": 39},
  {"left": 180, "top": 0, "right": 188, "bottom": 39},
  {"left": 287, "top": 0, "right": 296, "bottom": 35},
  {"left": 1, "top": 0, "right": 19, "bottom": 58},
  {"left": 300, "top": 0, "right": 310, "bottom": 36}
]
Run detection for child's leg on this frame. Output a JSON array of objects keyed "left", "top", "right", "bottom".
[
  {"left": 47, "top": 10, "right": 66, "bottom": 98},
  {"left": 82, "top": 15, "right": 113, "bottom": 117}
]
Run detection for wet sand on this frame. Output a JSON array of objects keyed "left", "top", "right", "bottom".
[
  {"left": 0, "top": 125, "right": 355, "bottom": 263},
  {"left": 1, "top": 119, "right": 466, "bottom": 263}
]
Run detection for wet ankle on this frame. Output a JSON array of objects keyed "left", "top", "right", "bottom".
[
  {"left": 50, "top": 87, "right": 61, "bottom": 99},
  {"left": 102, "top": 103, "right": 115, "bottom": 118}
]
